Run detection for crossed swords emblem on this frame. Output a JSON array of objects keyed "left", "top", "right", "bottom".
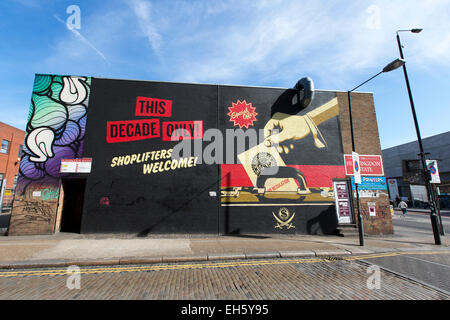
[{"left": 272, "top": 207, "right": 295, "bottom": 229}]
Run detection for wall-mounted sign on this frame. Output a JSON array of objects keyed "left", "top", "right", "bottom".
[
  {"left": 333, "top": 181, "right": 352, "bottom": 224},
  {"left": 355, "top": 190, "right": 380, "bottom": 198},
  {"left": 344, "top": 154, "right": 384, "bottom": 176},
  {"left": 387, "top": 179, "right": 399, "bottom": 200},
  {"left": 60, "top": 158, "right": 92, "bottom": 173},
  {"left": 32, "top": 191, "right": 42, "bottom": 197},
  {"left": 368, "top": 202, "right": 376, "bottom": 217},
  {"left": 410, "top": 184, "right": 428, "bottom": 203},
  {"left": 350, "top": 176, "right": 387, "bottom": 190}
]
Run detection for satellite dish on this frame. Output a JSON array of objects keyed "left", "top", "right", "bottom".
[{"left": 294, "top": 77, "right": 315, "bottom": 109}]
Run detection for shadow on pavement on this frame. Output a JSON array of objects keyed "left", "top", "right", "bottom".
[{"left": 225, "top": 234, "right": 271, "bottom": 239}]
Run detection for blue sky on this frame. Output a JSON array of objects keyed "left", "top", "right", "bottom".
[{"left": 1, "top": 0, "right": 449, "bottom": 149}]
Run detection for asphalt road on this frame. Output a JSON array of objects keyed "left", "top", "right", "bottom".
[
  {"left": 0, "top": 210, "right": 448, "bottom": 300},
  {"left": 393, "top": 209, "right": 450, "bottom": 234},
  {"left": 362, "top": 252, "right": 450, "bottom": 295},
  {"left": 369, "top": 210, "right": 450, "bottom": 295},
  {"left": 0, "top": 251, "right": 448, "bottom": 300}
]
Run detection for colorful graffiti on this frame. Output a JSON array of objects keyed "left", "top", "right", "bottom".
[{"left": 16, "top": 75, "right": 91, "bottom": 194}]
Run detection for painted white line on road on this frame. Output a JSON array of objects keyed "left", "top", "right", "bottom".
[{"left": 403, "top": 255, "right": 450, "bottom": 269}]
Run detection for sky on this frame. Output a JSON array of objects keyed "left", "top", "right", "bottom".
[{"left": 1, "top": 0, "right": 449, "bottom": 149}]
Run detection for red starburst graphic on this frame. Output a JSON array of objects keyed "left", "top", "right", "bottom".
[{"left": 227, "top": 100, "right": 258, "bottom": 129}]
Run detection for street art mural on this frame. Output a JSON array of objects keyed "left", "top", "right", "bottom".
[
  {"left": 7, "top": 73, "right": 393, "bottom": 236},
  {"left": 18, "top": 75, "right": 91, "bottom": 193},
  {"left": 221, "top": 95, "right": 344, "bottom": 203},
  {"left": 9, "top": 74, "right": 91, "bottom": 234},
  {"left": 219, "top": 86, "right": 347, "bottom": 234}
]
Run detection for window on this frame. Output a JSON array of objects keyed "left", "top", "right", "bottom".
[
  {"left": 0, "top": 174, "right": 3, "bottom": 189},
  {"left": 1, "top": 140, "right": 10, "bottom": 154},
  {"left": 18, "top": 145, "right": 24, "bottom": 158}
]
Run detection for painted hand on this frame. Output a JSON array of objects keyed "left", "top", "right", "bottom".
[{"left": 263, "top": 112, "right": 310, "bottom": 154}]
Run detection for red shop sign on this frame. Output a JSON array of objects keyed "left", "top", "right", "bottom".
[{"left": 344, "top": 154, "right": 384, "bottom": 176}]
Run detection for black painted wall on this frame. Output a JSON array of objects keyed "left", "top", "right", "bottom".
[
  {"left": 80, "top": 79, "right": 345, "bottom": 235},
  {"left": 81, "top": 79, "right": 219, "bottom": 234}
]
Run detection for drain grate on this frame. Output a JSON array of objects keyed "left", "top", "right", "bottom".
[{"left": 322, "top": 256, "right": 344, "bottom": 261}]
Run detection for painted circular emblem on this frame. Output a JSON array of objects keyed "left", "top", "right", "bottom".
[
  {"left": 251, "top": 152, "right": 276, "bottom": 177},
  {"left": 278, "top": 207, "right": 290, "bottom": 221},
  {"left": 227, "top": 100, "right": 258, "bottom": 129}
]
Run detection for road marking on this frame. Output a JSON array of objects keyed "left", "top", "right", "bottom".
[
  {"left": 0, "top": 250, "right": 448, "bottom": 278},
  {"left": 402, "top": 255, "right": 450, "bottom": 269}
]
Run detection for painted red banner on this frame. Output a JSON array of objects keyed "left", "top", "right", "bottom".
[
  {"left": 106, "top": 119, "right": 160, "bottom": 143},
  {"left": 135, "top": 96, "right": 172, "bottom": 117},
  {"left": 344, "top": 154, "right": 384, "bottom": 176},
  {"left": 221, "top": 164, "right": 346, "bottom": 188},
  {"left": 162, "top": 120, "right": 203, "bottom": 141}
]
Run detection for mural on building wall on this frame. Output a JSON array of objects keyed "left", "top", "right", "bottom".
[
  {"left": 9, "top": 75, "right": 91, "bottom": 234},
  {"left": 7, "top": 75, "right": 391, "bottom": 235},
  {"left": 217, "top": 87, "right": 349, "bottom": 235},
  {"left": 221, "top": 94, "right": 347, "bottom": 205},
  {"left": 16, "top": 75, "right": 91, "bottom": 194}
]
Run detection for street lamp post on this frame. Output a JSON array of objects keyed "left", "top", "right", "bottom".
[
  {"left": 396, "top": 29, "right": 442, "bottom": 245},
  {"left": 348, "top": 58, "right": 405, "bottom": 246}
]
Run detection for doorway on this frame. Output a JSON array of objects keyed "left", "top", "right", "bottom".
[{"left": 60, "top": 178, "right": 86, "bottom": 233}]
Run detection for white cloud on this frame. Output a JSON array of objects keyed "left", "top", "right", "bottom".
[
  {"left": 139, "top": 0, "right": 450, "bottom": 89},
  {"left": 32, "top": 0, "right": 450, "bottom": 90},
  {"left": 53, "top": 14, "right": 110, "bottom": 65},
  {"left": 128, "top": 0, "right": 162, "bottom": 53}
]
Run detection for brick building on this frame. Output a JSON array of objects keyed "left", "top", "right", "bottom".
[
  {"left": 0, "top": 121, "right": 25, "bottom": 211},
  {"left": 8, "top": 74, "right": 392, "bottom": 236}
]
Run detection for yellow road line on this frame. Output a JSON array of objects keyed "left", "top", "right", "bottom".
[{"left": 0, "top": 250, "right": 448, "bottom": 278}]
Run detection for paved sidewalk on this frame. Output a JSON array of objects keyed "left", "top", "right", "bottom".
[
  {"left": 0, "top": 227, "right": 448, "bottom": 269},
  {"left": 393, "top": 208, "right": 450, "bottom": 216}
]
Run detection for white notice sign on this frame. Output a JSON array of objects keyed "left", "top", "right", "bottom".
[
  {"left": 60, "top": 158, "right": 92, "bottom": 173},
  {"left": 32, "top": 191, "right": 42, "bottom": 197}
]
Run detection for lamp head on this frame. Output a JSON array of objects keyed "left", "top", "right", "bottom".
[
  {"left": 411, "top": 28, "right": 423, "bottom": 33},
  {"left": 382, "top": 58, "right": 405, "bottom": 72}
]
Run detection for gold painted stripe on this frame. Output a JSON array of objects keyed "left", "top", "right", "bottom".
[
  {"left": 0, "top": 250, "right": 448, "bottom": 278},
  {"left": 221, "top": 203, "right": 335, "bottom": 206}
]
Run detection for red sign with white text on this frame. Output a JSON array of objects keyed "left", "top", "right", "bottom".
[
  {"left": 107, "top": 119, "right": 160, "bottom": 143},
  {"left": 344, "top": 154, "right": 384, "bottom": 176},
  {"left": 135, "top": 96, "right": 172, "bottom": 117},
  {"left": 162, "top": 121, "right": 203, "bottom": 141},
  {"left": 227, "top": 100, "right": 258, "bottom": 129}
]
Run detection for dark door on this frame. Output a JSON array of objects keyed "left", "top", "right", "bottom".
[{"left": 60, "top": 179, "right": 86, "bottom": 233}]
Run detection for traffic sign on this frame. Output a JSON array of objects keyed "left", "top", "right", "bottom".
[
  {"left": 426, "top": 160, "right": 441, "bottom": 184},
  {"left": 352, "top": 151, "right": 361, "bottom": 184}
]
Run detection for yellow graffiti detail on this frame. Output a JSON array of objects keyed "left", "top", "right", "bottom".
[
  {"left": 109, "top": 148, "right": 198, "bottom": 175},
  {"left": 110, "top": 149, "right": 174, "bottom": 168}
]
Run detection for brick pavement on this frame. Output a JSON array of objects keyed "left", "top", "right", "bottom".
[{"left": 0, "top": 257, "right": 448, "bottom": 300}]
